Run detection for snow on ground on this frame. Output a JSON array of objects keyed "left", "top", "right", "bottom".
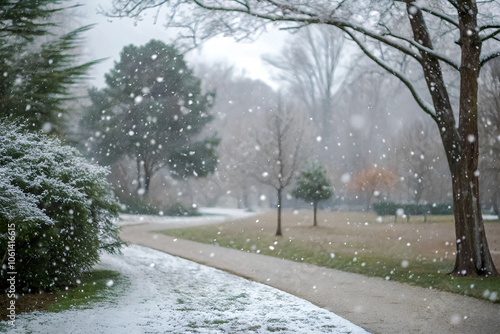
[
  {"left": 197, "top": 207, "right": 258, "bottom": 217},
  {"left": 4, "top": 245, "right": 369, "bottom": 334},
  {"left": 118, "top": 207, "right": 257, "bottom": 226}
]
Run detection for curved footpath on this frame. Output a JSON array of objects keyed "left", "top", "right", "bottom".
[{"left": 121, "top": 222, "right": 500, "bottom": 334}]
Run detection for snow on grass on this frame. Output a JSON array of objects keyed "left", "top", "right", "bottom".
[
  {"left": 118, "top": 207, "right": 257, "bottom": 226},
  {"left": 4, "top": 245, "right": 369, "bottom": 333},
  {"left": 197, "top": 207, "right": 258, "bottom": 217},
  {"left": 118, "top": 213, "right": 228, "bottom": 226}
]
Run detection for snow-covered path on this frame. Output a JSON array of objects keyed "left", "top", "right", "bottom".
[{"left": 5, "top": 245, "right": 368, "bottom": 333}]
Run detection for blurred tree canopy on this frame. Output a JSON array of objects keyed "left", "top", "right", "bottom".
[
  {"left": 348, "top": 166, "right": 397, "bottom": 211},
  {"left": 80, "top": 40, "right": 219, "bottom": 199},
  {"left": 0, "top": 0, "right": 98, "bottom": 135}
]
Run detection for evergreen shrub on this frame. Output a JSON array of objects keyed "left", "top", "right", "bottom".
[
  {"left": 0, "top": 124, "right": 123, "bottom": 292},
  {"left": 373, "top": 202, "right": 453, "bottom": 217}
]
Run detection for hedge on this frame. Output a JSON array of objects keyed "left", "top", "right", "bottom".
[{"left": 373, "top": 202, "right": 453, "bottom": 216}]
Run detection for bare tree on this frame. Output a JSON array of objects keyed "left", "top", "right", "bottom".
[
  {"left": 249, "top": 102, "right": 305, "bottom": 236},
  {"left": 395, "top": 120, "right": 451, "bottom": 204},
  {"left": 337, "top": 70, "right": 412, "bottom": 173},
  {"left": 108, "top": 0, "right": 500, "bottom": 277},
  {"left": 188, "top": 172, "right": 226, "bottom": 207},
  {"left": 263, "top": 26, "right": 345, "bottom": 142},
  {"left": 191, "top": 63, "right": 278, "bottom": 209}
]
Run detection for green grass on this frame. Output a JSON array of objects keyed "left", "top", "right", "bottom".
[
  {"left": 209, "top": 319, "right": 231, "bottom": 325},
  {"left": 0, "top": 269, "right": 125, "bottom": 332},
  {"left": 46, "top": 269, "right": 125, "bottom": 312},
  {"left": 157, "top": 215, "right": 500, "bottom": 303}
]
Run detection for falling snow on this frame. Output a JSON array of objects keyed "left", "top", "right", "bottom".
[{"left": 2, "top": 246, "right": 368, "bottom": 334}]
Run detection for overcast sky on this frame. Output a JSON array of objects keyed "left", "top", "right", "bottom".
[{"left": 79, "top": 0, "right": 287, "bottom": 89}]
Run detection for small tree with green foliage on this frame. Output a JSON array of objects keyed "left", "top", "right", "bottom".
[
  {"left": 0, "top": 124, "right": 123, "bottom": 292},
  {"left": 292, "top": 162, "right": 333, "bottom": 227}
]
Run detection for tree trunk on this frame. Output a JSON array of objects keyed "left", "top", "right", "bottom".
[
  {"left": 407, "top": 2, "right": 498, "bottom": 276},
  {"left": 276, "top": 188, "right": 282, "bottom": 236},
  {"left": 414, "top": 177, "right": 423, "bottom": 204},
  {"left": 144, "top": 166, "right": 152, "bottom": 200},
  {"left": 241, "top": 185, "right": 250, "bottom": 210},
  {"left": 321, "top": 96, "right": 332, "bottom": 144},
  {"left": 493, "top": 191, "right": 500, "bottom": 217},
  {"left": 365, "top": 192, "right": 372, "bottom": 212},
  {"left": 449, "top": 1, "right": 497, "bottom": 276},
  {"left": 136, "top": 158, "right": 143, "bottom": 196},
  {"left": 313, "top": 202, "right": 318, "bottom": 227},
  {"left": 140, "top": 155, "right": 154, "bottom": 201}
]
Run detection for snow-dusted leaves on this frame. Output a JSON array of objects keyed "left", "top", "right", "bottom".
[{"left": 0, "top": 124, "right": 123, "bottom": 292}]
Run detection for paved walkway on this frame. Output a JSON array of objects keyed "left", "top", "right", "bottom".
[{"left": 121, "top": 222, "right": 500, "bottom": 334}]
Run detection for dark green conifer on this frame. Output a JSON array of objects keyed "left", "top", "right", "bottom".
[{"left": 292, "top": 162, "right": 333, "bottom": 226}]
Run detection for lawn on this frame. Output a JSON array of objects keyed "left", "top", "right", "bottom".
[
  {"left": 0, "top": 269, "right": 124, "bottom": 322},
  {"left": 158, "top": 209, "right": 500, "bottom": 303}
]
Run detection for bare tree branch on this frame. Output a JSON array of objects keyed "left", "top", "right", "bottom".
[
  {"left": 481, "top": 27, "right": 500, "bottom": 41},
  {"left": 447, "top": 0, "right": 459, "bottom": 9},
  {"left": 480, "top": 50, "right": 500, "bottom": 66},
  {"left": 342, "top": 27, "right": 436, "bottom": 119},
  {"left": 479, "top": 24, "right": 500, "bottom": 32},
  {"left": 420, "top": 6, "right": 459, "bottom": 28},
  {"left": 383, "top": 31, "right": 460, "bottom": 70}
]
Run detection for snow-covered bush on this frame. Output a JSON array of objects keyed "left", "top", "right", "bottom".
[{"left": 0, "top": 124, "right": 123, "bottom": 292}]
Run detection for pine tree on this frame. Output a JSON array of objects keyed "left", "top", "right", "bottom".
[
  {"left": 292, "top": 162, "right": 333, "bottom": 227},
  {"left": 80, "top": 40, "right": 219, "bottom": 199},
  {"left": 0, "top": 1, "right": 98, "bottom": 135}
]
